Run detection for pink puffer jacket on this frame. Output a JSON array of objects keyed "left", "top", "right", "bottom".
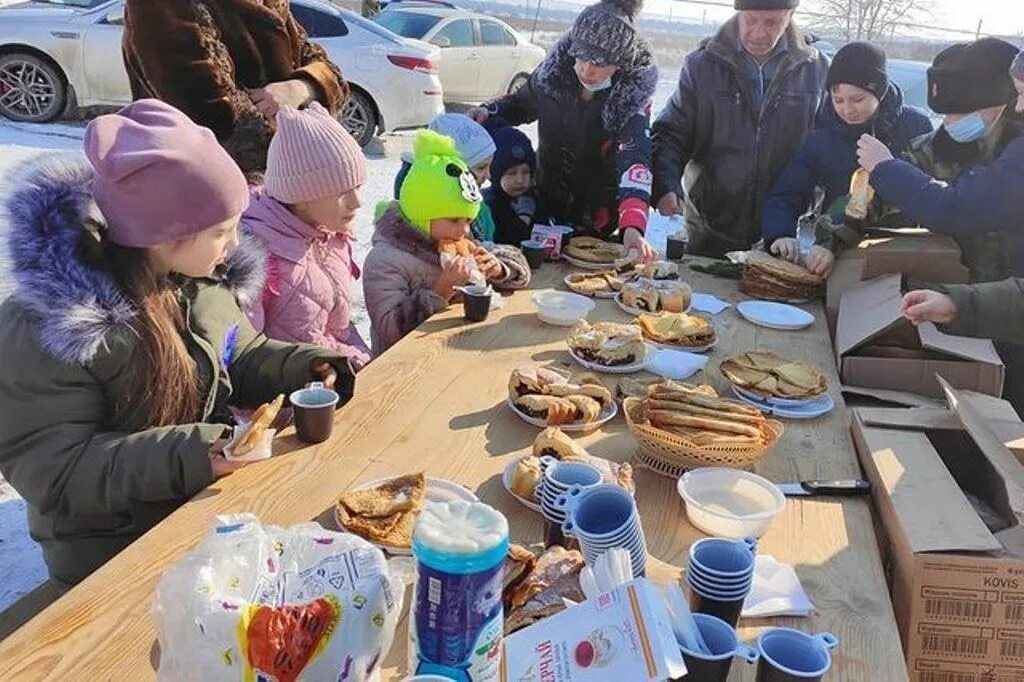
[{"left": 244, "top": 190, "right": 371, "bottom": 369}]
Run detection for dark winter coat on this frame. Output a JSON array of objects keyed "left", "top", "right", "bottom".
[
  {"left": 872, "top": 118, "right": 1024, "bottom": 282},
  {"left": 363, "top": 204, "right": 531, "bottom": 355},
  {"left": 652, "top": 17, "right": 829, "bottom": 257},
  {"left": 760, "top": 83, "right": 933, "bottom": 247},
  {"left": 484, "top": 186, "right": 547, "bottom": 246},
  {"left": 937, "top": 278, "right": 1024, "bottom": 343},
  {"left": 123, "top": 0, "right": 347, "bottom": 178},
  {"left": 481, "top": 34, "right": 658, "bottom": 237},
  {"left": 0, "top": 156, "right": 356, "bottom": 585}
]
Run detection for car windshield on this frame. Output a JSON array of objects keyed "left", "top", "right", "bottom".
[
  {"left": 31, "top": 0, "right": 108, "bottom": 7},
  {"left": 375, "top": 10, "right": 441, "bottom": 39}
]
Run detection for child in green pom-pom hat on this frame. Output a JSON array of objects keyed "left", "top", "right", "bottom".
[{"left": 363, "top": 130, "right": 532, "bottom": 356}]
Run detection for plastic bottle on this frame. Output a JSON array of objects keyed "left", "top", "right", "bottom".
[{"left": 410, "top": 500, "right": 509, "bottom": 681}]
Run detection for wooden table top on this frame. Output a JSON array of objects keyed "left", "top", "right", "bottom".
[{"left": 0, "top": 259, "right": 907, "bottom": 681}]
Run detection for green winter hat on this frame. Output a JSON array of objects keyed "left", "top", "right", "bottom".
[{"left": 399, "top": 130, "right": 482, "bottom": 235}]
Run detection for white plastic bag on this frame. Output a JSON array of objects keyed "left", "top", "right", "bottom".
[{"left": 154, "top": 514, "right": 406, "bottom": 682}]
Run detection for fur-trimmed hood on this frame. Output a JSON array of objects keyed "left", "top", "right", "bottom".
[
  {"left": 371, "top": 202, "right": 441, "bottom": 266},
  {"left": 536, "top": 33, "right": 658, "bottom": 133},
  {"left": 3, "top": 154, "right": 266, "bottom": 366}
]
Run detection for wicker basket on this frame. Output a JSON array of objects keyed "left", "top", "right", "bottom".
[{"left": 623, "top": 397, "right": 783, "bottom": 479}]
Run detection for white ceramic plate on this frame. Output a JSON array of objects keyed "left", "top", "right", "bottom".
[
  {"left": 731, "top": 384, "right": 826, "bottom": 408},
  {"left": 568, "top": 344, "right": 650, "bottom": 374},
  {"left": 334, "top": 477, "right": 478, "bottom": 556},
  {"left": 730, "top": 386, "right": 835, "bottom": 419},
  {"left": 736, "top": 301, "right": 814, "bottom": 330},
  {"left": 562, "top": 254, "right": 619, "bottom": 271},
  {"left": 563, "top": 274, "right": 619, "bottom": 299},
  {"left": 614, "top": 292, "right": 691, "bottom": 317},
  {"left": 507, "top": 397, "right": 618, "bottom": 432}
]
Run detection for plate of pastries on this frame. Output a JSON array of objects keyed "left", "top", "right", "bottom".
[
  {"left": 566, "top": 321, "right": 650, "bottom": 373},
  {"left": 507, "top": 367, "right": 618, "bottom": 430},
  {"left": 615, "top": 280, "right": 692, "bottom": 316},
  {"left": 636, "top": 311, "right": 717, "bottom": 352}
]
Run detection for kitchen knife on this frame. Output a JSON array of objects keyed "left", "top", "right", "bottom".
[{"left": 777, "top": 479, "right": 872, "bottom": 497}]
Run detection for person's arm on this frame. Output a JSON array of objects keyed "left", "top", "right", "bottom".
[
  {"left": 761, "top": 137, "right": 823, "bottom": 249},
  {"left": 614, "top": 103, "right": 656, "bottom": 236},
  {"left": 870, "top": 138, "right": 1024, "bottom": 237},
  {"left": 652, "top": 55, "right": 700, "bottom": 206},
  {"left": 482, "top": 72, "right": 541, "bottom": 126},
  {"left": 0, "top": 349, "right": 221, "bottom": 520},
  {"left": 487, "top": 244, "right": 532, "bottom": 290},
  {"left": 938, "top": 278, "right": 1024, "bottom": 343},
  {"left": 286, "top": 9, "right": 348, "bottom": 113},
  {"left": 363, "top": 252, "right": 448, "bottom": 354}
]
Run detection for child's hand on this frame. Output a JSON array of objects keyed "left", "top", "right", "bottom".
[
  {"left": 902, "top": 290, "right": 957, "bottom": 325},
  {"left": 473, "top": 247, "right": 504, "bottom": 280},
  {"left": 433, "top": 258, "right": 474, "bottom": 300}
]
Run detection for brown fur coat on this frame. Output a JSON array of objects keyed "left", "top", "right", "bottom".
[{"left": 123, "top": 0, "right": 348, "bottom": 177}]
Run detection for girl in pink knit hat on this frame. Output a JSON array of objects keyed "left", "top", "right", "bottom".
[{"left": 245, "top": 102, "right": 372, "bottom": 370}]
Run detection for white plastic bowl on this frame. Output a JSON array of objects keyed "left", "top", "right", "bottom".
[
  {"left": 531, "top": 290, "right": 595, "bottom": 326},
  {"left": 677, "top": 468, "right": 786, "bottom": 539}
]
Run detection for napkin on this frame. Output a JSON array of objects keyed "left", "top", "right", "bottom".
[
  {"left": 742, "top": 555, "right": 814, "bottom": 618},
  {"left": 644, "top": 348, "right": 708, "bottom": 381},
  {"left": 690, "top": 293, "right": 731, "bottom": 315}
]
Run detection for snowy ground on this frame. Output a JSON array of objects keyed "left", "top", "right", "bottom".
[{"left": 0, "top": 76, "right": 678, "bottom": 612}]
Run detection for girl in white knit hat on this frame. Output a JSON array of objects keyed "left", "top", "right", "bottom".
[{"left": 244, "top": 102, "right": 371, "bottom": 370}]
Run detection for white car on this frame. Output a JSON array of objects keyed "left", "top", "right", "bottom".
[
  {"left": 375, "top": 1, "right": 546, "bottom": 103},
  {"left": 0, "top": 0, "right": 444, "bottom": 145}
]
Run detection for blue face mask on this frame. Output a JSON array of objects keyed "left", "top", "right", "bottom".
[{"left": 944, "top": 112, "right": 990, "bottom": 143}]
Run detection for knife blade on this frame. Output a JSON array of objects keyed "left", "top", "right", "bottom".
[{"left": 777, "top": 479, "right": 872, "bottom": 497}]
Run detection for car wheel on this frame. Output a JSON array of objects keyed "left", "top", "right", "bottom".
[
  {"left": 340, "top": 90, "right": 378, "bottom": 148},
  {"left": 508, "top": 73, "right": 530, "bottom": 95},
  {"left": 0, "top": 53, "right": 66, "bottom": 123}
]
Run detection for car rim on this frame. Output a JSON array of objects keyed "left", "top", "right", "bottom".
[
  {"left": 342, "top": 98, "right": 369, "bottom": 141},
  {"left": 0, "top": 61, "right": 57, "bottom": 119}
]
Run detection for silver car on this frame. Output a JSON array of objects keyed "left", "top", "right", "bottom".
[
  {"left": 375, "top": 1, "right": 546, "bottom": 103},
  {"left": 0, "top": 0, "right": 444, "bottom": 145}
]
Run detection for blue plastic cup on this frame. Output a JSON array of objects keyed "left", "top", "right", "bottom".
[
  {"left": 672, "top": 613, "right": 758, "bottom": 682},
  {"left": 689, "top": 537, "right": 758, "bottom": 580},
  {"left": 756, "top": 628, "right": 839, "bottom": 682}
]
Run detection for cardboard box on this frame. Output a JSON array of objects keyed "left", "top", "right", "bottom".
[
  {"left": 836, "top": 275, "right": 1004, "bottom": 399},
  {"left": 852, "top": 378, "right": 1024, "bottom": 678},
  {"left": 826, "top": 231, "right": 970, "bottom": 335}
]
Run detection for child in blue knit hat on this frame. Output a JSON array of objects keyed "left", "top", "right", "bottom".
[{"left": 485, "top": 123, "right": 547, "bottom": 246}]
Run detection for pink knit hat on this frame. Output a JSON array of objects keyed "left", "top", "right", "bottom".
[
  {"left": 264, "top": 102, "right": 367, "bottom": 203},
  {"left": 84, "top": 99, "right": 249, "bottom": 249}
]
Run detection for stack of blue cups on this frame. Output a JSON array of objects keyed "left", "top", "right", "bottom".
[
  {"left": 555, "top": 484, "right": 647, "bottom": 578},
  {"left": 686, "top": 537, "right": 757, "bottom": 627},
  {"left": 536, "top": 457, "right": 602, "bottom": 546}
]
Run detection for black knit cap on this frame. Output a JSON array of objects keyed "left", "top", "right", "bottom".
[
  {"left": 928, "top": 37, "right": 1020, "bottom": 114},
  {"left": 735, "top": 0, "right": 799, "bottom": 9},
  {"left": 568, "top": 0, "right": 642, "bottom": 67},
  {"left": 827, "top": 42, "right": 889, "bottom": 100}
]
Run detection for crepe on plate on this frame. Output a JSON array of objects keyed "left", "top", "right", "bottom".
[
  {"left": 565, "top": 270, "right": 631, "bottom": 297},
  {"left": 563, "top": 236, "right": 624, "bottom": 264},
  {"left": 567, "top": 320, "right": 647, "bottom": 367},
  {"left": 637, "top": 311, "right": 715, "bottom": 348},
  {"left": 336, "top": 472, "right": 426, "bottom": 549},
  {"left": 720, "top": 351, "right": 827, "bottom": 399}
]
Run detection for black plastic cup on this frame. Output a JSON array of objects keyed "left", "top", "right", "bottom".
[
  {"left": 520, "top": 240, "right": 546, "bottom": 270},
  {"left": 462, "top": 285, "right": 492, "bottom": 322},
  {"left": 673, "top": 614, "right": 759, "bottom": 682},
  {"left": 289, "top": 382, "right": 339, "bottom": 444},
  {"left": 755, "top": 629, "right": 839, "bottom": 682},
  {"left": 667, "top": 235, "right": 687, "bottom": 260},
  {"left": 689, "top": 581, "right": 747, "bottom": 629}
]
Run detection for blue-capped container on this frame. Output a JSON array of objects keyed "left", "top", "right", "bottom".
[{"left": 410, "top": 500, "right": 509, "bottom": 681}]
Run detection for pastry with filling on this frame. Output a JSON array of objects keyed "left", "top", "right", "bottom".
[
  {"left": 568, "top": 321, "right": 646, "bottom": 367},
  {"left": 565, "top": 394, "right": 601, "bottom": 423},
  {"left": 508, "top": 546, "right": 585, "bottom": 610},
  {"left": 438, "top": 238, "right": 474, "bottom": 257},
  {"left": 508, "top": 366, "right": 569, "bottom": 400},
  {"left": 513, "top": 394, "right": 579, "bottom": 425},
  {"left": 510, "top": 456, "right": 543, "bottom": 500},
  {"left": 622, "top": 281, "right": 660, "bottom": 312},
  {"left": 637, "top": 312, "right": 715, "bottom": 348},
  {"left": 635, "top": 260, "right": 679, "bottom": 280},
  {"left": 503, "top": 544, "right": 536, "bottom": 597},
  {"left": 532, "top": 427, "right": 590, "bottom": 461},
  {"left": 659, "top": 282, "right": 692, "bottom": 313}
]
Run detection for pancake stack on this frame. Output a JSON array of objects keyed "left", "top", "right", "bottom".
[{"left": 740, "top": 252, "right": 825, "bottom": 301}]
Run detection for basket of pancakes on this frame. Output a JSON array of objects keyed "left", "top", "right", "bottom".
[
  {"left": 508, "top": 367, "right": 615, "bottom": 427},
  {"left": 637, "top": 311, "right": 716, "bottom": 350},
  {"left": 739, "top": 252, "right": 825, "bottom": 302},
  {"left": 720, "top": 352, "right": 827, "bottom": 401},
  {"left": 620, "top": 280, "right": 692, "bottom": 314},
  {"left": 623, "top": 381, "right": 783, "bottom": 478}
]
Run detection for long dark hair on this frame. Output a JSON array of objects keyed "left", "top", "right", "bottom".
[{"left": 82, "top": 231, "right": 202, "bottom": 428}]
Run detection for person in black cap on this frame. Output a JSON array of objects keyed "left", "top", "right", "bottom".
[
  {"left": 484, "top": 123, "right": 547, "bottom": 246},
  {"left": 857, "top": 37, "right": 1023, "bottom": 283},
  {"left": 651, "top": 0, "right": 829, "bottom": 257},
  {"left": 466, "top": 0, "right": 658, "bottom": 263},
  {"left": 761, "top": 42, "right": 933, "bottom": 276}
]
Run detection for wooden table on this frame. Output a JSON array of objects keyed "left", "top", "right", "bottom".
[{"left": 0, "top": 260, "right": 907, "bottom": 681}]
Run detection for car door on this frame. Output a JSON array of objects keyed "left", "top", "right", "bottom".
[
  {"left": 81, "top": 2, "right": 131, "bottom": 105},
  {"left": 429, "top": 18, "right": 479, "bottom": 102},
  {"left": 477, "top": 19, "right": 520, "bottom": 100}
]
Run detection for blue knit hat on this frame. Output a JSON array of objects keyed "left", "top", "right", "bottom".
[{"left": 489, "top": 125, "right": 536, "bottom": 184}]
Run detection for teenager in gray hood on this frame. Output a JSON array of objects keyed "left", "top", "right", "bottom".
[{"left": 652, "top": 0, "right": 829, "bottom": 258}]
